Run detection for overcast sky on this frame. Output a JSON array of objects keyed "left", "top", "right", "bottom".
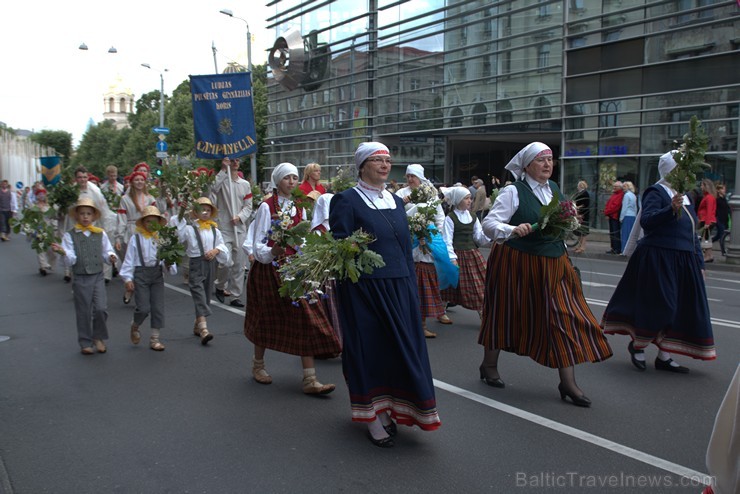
[{"left": 0, "top": 1, "right": 274, "bottom": 144}]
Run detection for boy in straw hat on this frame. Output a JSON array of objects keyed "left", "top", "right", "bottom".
[
  {"left": 51, "top": 198, "right": 117, "bottom": 355},
  {"left": 172, "top": 196, "right": 229, "bottom": 345},
  {"left": 119, "top": 206, "right": 177, "bottom": 351}
]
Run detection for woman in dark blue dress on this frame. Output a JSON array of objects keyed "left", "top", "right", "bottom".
[
  {"left": 602, "top": 151, "right": 716, "bottom": 372},
  {"left": 329, "top": 142, "right": 441, "bottom": 448}
]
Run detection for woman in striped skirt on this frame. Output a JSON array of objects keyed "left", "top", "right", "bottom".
[
  {"left": 440, "top": 186, "right": 491, "bottom": 318},
  {"left": 479, "top": 142, "right": 612, "bottom": 407},
  {"left": 243, "top": 163, "right": 340, "bottom": 395}
]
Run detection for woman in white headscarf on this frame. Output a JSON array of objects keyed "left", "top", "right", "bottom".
[
  {"left": 440, "top": 186, "right": 491, "bottom": 317},
  {"left": 478, "top": 142, "right": 612, "bottom": 406},
  {"left": 242, "top": 162, "right": 340, "bottom": 395},
  {"left": 330, "top": 142, "right": 441, "bottom": 448},
  {"left": 602, "top": 151, "right": 715, "bottom": 373}
]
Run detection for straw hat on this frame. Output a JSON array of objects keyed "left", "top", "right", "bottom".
[
  {"left": 135, "top": 205, "right": 167, "bottom": 229},
  {"left": 306, "top": 190, "right": 322, "bottom": 201},
  {"left": 69, "top": 197, "right": 101, "bottom": 221},
  {"left": 190, "top": 196, "right": 218, "bottom": 218}
]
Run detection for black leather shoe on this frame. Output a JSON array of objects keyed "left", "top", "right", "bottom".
[
  {"left": 214, "top": 288, "right": 226, "bottom": 303},
  {"left": 39, "top": 268, "right": 47, "bottom": 276},
  {"left": 479, "top": 365, "right": 505, "bottom": 388},
  {"left": 367, "top": 431, "right": 394, "bottom": 448},
  {"left": 558, "top": 383, "right": 591, "bottom": 407},
  {"left": 655, "top": 357, "right": 689, "bottom": 373},
  {"left": 64, "top": 275, "right": 71, "bottom": 283},
  {"left": 230, "top": 299, "right": 244, "bottom": 307},
  {"left": 383, "top": 421, "right": 398, "bottom": 437},
  {"left": 628, "top": 341, "right": 646, "bottom": 371}
]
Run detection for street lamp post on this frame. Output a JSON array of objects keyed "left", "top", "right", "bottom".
[
  {"left": 141, "top": 63, "right": 167, "bottom": 129},
  {"left": 220, "top": 8, "right": 257, "bottom": 185}
]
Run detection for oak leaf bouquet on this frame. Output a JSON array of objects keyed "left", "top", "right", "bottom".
[
  {"left": 145, "top": 222, "right": 186, "bottom": 267},
  {"left": 510, "top": 192, "right": 583, "bottom": 241},
  {"left": 277, "top": 229, "right": 385, "bottom": 303},
  {"left": 664, "top": 115, "right": 711, "bottom": 216},
  {"left": 10, "top": 206, "right": 60, "bottom": 253}
]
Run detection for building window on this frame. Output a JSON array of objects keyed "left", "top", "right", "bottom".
[
  {"left": 497, "top": 100, "right": 513, "bottom": 123},
  {"left": 450, "top": 108, "right": 464, "bottom": 127},
  {"left": 599, "top": 101, "right": 620, "bottom": 137},
  {"left": 534, "top": 96, "right": 552, "bottom": 120},
  {"left": 483, "top": 58, "right": 492, "bottom": 78},
  {"left": 430, "top": 81, "right": 438, "bottom": 94},
  {"left": 108, "top": 97, "right": 115, "bottom": 113},
  {"left": 502, "top": 51, "right": 511, "bottom": 74},
  {"left": 411, "top": 102, "right": 420, "bottom": 120},
  {"left": 459, "top": 62, "right": 467, "bottom": 80},
  {"left": 538, "top": 44, "right": 550, "bottom": 71},
  {"left": 410, "top": 79, "right": 420, "bottom": 91},
  {"left": 472, "top": 103, "right": 487, "bottom": 126},
  {"left": 570, "top": 0, "right": 584, "bottom": 10},
  {"left": 538, "top": 0, "right": 551, "bottom": 18},
  {"left": 566, "top": 104, "right": 585, "bottom": 140},
  {"left": 569, "top": 37, "right": 587, "bottom": 48},
  {"left": 602, "top": 30, "right": 621, "bottom": 42}
]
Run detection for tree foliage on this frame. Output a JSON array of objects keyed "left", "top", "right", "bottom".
[{"left": 30, "top": 130, "right": 73, "bottom": 164}]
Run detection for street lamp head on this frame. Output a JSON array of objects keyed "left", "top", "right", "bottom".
[
  {"left": 108, "top": 46, "right": 118, "bottom": 54},
  {"left": 141, "top": 63, "right": 152, "bottom": 69},
  {"left": 219, "top": 8, "right": 234, "bottom": 17},
  {"left": 78, "top": 43, "right": 88, "bottom": 51}
]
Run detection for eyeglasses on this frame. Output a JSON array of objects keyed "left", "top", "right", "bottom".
[{"left": 366, "top": 157, "right": 393, "bottom": 164}]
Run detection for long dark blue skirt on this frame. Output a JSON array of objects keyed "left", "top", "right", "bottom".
[
  {"left": 336, "top": 276, "right": 441, "bottom": 431},
  {"left": 602, "top": 244, "right": 716, "bottom": 360}
]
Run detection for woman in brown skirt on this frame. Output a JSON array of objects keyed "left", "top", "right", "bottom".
[
  {"left": 478, "top": 142, "right": 612, "bottom": 407},
  {"left": 243, "top": 162, "right": 340, "bottom": 395}
]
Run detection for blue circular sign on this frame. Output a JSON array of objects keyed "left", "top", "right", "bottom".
[{"left": 15, "top": 181, "right": 23, "bottom": 189}]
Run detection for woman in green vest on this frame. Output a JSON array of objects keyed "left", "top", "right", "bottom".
[{"left": 477, "top": 142, "right": 612, "bottom": 407}]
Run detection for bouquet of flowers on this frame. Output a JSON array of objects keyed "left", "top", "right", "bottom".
[
  {"left": 157, "top": 164, "right": 215, "bottom": 220},
  {"left": 263, "top": 207, "right": 312, "bottom": 253},
  {"left": 407, "top": 203, "right": 439, "bottom": 254},
  {"left": 291, "top": 187, "right": 314, "bottom": 220},
  {"left": 47, "top": 181, "right": 79, "bottom": 215},
  {"left": 511, "top": 192, "right": 583, "bottom": 241},
  {"left": 147, "top": 223, "right": 185, "bottom": 266},
  {"left": 101, "top": 188, "right": 121, "bottom": 213},
  {"left": 330, "top": 165, "right": 356, "bottom": 193},
  {"left": 409, "top": 182, "right": 440, "bottom": 205},
  {"left": 10, "top": 206, "right": 60, "bottom": 253},
  {"left": 664, "top": 116, "right": 710, "bottom": 215},
  {"left": 277, "top": 229, "right": 385, "bottom": 302}
]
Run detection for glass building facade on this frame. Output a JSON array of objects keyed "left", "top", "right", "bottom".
[{"left": 263, "top": 0, "right": 739, "bottom": 229}]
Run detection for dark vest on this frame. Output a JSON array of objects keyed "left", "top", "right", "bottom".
[
  {"left": 506, "top": 180, "right": 566, "bottom": 258},
  {"left": 448, "top": 212, "right": 475, "bottom": 250},
  {"left": 0, "top": 189, "right": 11, "bottom": 211},
  {"left": 265, "top": 195, "right": 302, "bottom": 257},
  {"left": 70, "top": 230, "right": 104, "bottom": 275}
]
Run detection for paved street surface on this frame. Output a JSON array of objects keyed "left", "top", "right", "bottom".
[{"left": 1, "top": 234, "right": 738, "bottom": 493}]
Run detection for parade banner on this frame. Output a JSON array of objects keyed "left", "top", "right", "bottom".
[
  {"left": 39, "top": 156, "right": 61, "bottom": 186},
  {"left": 190, "top": 72, "right": 257, "bottom": 160}
]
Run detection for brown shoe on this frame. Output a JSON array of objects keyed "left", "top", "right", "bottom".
[
  {"left": 130, "top": 323, "right": 141, "bottom": 345},
  {"left": 80, "top": 347, "right": 94, "bottom": 355},
  {"left": 437, "top": 314, "right": 453, "bottom": 324},
  {"left": 93, "top": 339, "right": 107, "bottom": 353},
  {"left": 149, "top": 338, "right": 165, "bottom": 351},
  {"left": 200, "top": 328, "right": 213, "bottom": 345},
  {"left": 252, "top": 358, "right": 273, "bottom": 384},
  {"left": 302, "top": 374, "right": 335, "bottom": 395},
  {"left": 424, "top": 329, "right": 437, "bottom": 338}
]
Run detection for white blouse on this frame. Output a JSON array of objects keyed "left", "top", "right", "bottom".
[
  {"left": 172, "top": 217, "right": 230, "bottom": 264},
  {"left": 247, "top": 196, "right": 307, "bottom": 265},
  {"left": 442, "top": 209, "right": 492, "bottom": 258},
  {"left": 482, "top": 175, "right": 553, "bottom": 243},
  {"left": 119, "top": 232, "right": 178, "bottom": 282}
]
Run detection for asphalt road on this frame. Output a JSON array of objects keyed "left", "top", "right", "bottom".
[{"left": 1, "top": 237, "right": 738, "bottom": 493}]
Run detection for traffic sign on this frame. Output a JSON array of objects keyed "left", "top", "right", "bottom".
[
  {"left": 156, "top": 140, "right": 168, "bottom": 152},
  {"left": 152, "top": 127, "right": 170, "bottom": 135},
  {"left": 156, "top": 152, "right": 169, "bottom": 158}
]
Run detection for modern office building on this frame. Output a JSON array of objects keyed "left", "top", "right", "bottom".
[{"left": 264, "top": 0, "right": 739, "bottom": 229}]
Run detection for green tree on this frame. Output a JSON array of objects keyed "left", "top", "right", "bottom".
[
  {"left": 30, "top": 130, "right": 73, "bottom": 164},
  {"left": 72, "top": 120, "right": 128, "bottom": 177},
  {"left": 252, "top": 63, "right": 268, "bottom": 182}
]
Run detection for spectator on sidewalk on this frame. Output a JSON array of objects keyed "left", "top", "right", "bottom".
[
  {"left": 620, "top": 181, "right": 638, "bottom": 254},
  {"left": 604, "top": 180, "right": 624, "bottom": 254},
  {"left": 712, "top": 184, "right": 730, "bottom": 256},
  {"left": 0, "top": 179, "right": 18, "bottom": 241}
]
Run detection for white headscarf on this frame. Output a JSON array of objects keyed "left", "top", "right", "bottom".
[
  {"left": 354, "top": 142, "right": 390, "bottom": 171},
  {"left": 504, "top": 142, "right": 552, "bottom": 180},
  {"left": 657, "top": 150, "right": 678, "bottom": 186},
  {"left": 441, "top": 186, "right": 471, "bottom": 208},
  {"left": 405, "top": 164, "right": 429, "bottom": 183},
  {"left": 310, "top": 192, "right": 334, "bottom": 232},
  {"left": 269, "top": 162, "right": 299, "bottom": 190}
]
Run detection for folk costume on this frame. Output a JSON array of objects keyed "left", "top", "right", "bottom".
[
  {"left": 120, "top": 206, "right": 177, "bottom": 351},
  {"left": 479, "top": 142, "right": 612, "bottom": 406},
  {"left": 174, "top": 197, "right": 230, "bottom": 345},
  {"left": 243, "top": 163, "right": 339, "bottom": 394},
  {"left": 116, "top": 174, "right": 157, "bottom": 249},
  {"left": 440, "top": 186, "right": 491, "bottom": 313},
  {"left": 601, "top": 151, "right": 715, "bottom": 370},
  {"left": 59, "top": 198, "right": 117, "bottom": 353},
  {"left": 330, "top": 142, "right": 441, "bottom": 437}
]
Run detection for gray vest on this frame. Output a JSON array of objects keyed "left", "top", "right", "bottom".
[
  {"left": 0, "top": 189, "right": 11, "bottom": 211},
  {"left": 70, "top": 230, "right": 104, "bottom": 275}
]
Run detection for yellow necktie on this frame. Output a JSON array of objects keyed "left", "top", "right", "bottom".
[
  {"left": 135, "top": 226, "right": 158, "bottom": 239},
  {"left": 75, "top": 223, "right": 104, "bottom": 234},
  {"left": 198, "top": 219, "right": 218, "bottom": 230}
]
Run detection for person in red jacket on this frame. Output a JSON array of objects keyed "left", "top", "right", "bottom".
[
  {"left": 697, "top": 178, "right": 717, "bottom": 263},
  {"left": 298, "top": 163, "right": 326, "bottom": 197},
  {"left": 604, "top": 181, "right": 624, "bottom": 254}
]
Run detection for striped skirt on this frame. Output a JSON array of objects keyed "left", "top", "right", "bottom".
[
  {"left": 441, "top": 249, "right": 486, "bottom": 311},
  {"left": 415, "top": 262, "right": 445, "bottom": 319},
  {"left": 244, "top": 261, "right": 341, "bottom": 357},
  {"left": 478, "top": 243, "right": 612, "bottom": 368}
]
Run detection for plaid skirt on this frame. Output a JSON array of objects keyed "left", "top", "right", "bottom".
[
  {"left": 244, "top": 261, "right": 341, "bottom": 357},
  {"left": 415, "top": 262, "right": 445, "bottom": 319},
  {"left": 441, "top": 249, "right": 486, "bottom": 311},
  {"left": 478, "top": 243, "right": 612, "bottom": 368}
]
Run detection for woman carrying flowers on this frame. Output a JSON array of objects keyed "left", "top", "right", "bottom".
[
  {"left": 479, "top": 142, "right": 612, "bottom": 406},
  {"left": 115, "top": 171, "right": 157, "bottom": 259},
  {"left": 395, "top": 164, "right": 456, "bottom": 338},
  {"left": 243, "top": 162, "right": 339, "bottom": 395},
  {"left": 330, "top": 142, "right": 441, "bottom": 448}
]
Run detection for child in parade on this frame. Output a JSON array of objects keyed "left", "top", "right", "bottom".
[
  {"left": 174, "top": 197, "right": 229, "bottom": 345},
  {"left": 440, "top": 186, "right": 492, "bottom": 318},
  {"left": 243, "top": 163, "right": 340, "bottom": 394},
  {"left": 34, "top": 188, "right": 59, "bottom": 276},
  {"left": 51, "top": 198, "right": 117, "bottom": 355},
  {"left": 119, "top": 206, "right": 177, "bottom": 351}
]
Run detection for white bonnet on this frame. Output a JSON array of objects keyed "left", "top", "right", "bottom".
[
  {"left": 504, "top": 142, "right": 552, "bottom": 180},
  {"left": 270, "top": 162, "right": 299, "bottom": 190}
]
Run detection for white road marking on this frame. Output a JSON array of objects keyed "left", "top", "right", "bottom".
[{"left": 433, "top": 379, "right": 711, "bottom": 485}]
